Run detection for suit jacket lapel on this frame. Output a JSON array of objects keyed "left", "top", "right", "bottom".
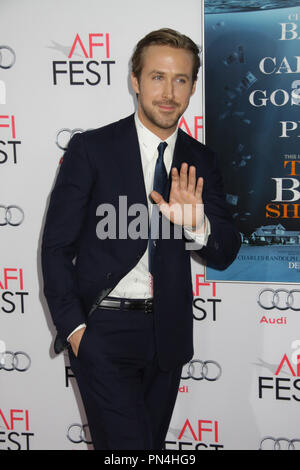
[
  {"left": 112, "top": 114, "right": 148, "bottom": 208},
  {"left": 113, "top": 116, "right": 191, "bottom": 206}
]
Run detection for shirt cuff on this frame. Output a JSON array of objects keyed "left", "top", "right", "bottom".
[
  {"left": 67, "top": 323, "right": 87, "bottom": 341},
  {"left": 183, "top": 215, "right": 211, "bottom": 248}
]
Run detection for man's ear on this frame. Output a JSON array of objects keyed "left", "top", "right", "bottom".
[{"left": 131, "top": 72, "right": 140, "bottom": 95}]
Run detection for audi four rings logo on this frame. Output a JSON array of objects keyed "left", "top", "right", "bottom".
[
  {"left": 67, "top": 423, "right": 92, "bottom": 444},
  {"left": 0, "top": 351, "right": 31, "bottom": 372},
  {"left": 0, "top": 205, "right": 24, "bottom": 226},
  {"left": 56, "top": 128, "right": 85, "bottom": 151},
  {"left": 0, "top": 46, "right": 16, "bottom": 69},
  {"left": 258, "top": 289, "right": 300, "bottom": 311},
  {"left": 259, "top": 436, "right": 300, "bottom": 450},
  {"left": 181, "top": 360, "right": 222, "bottom": 381}
]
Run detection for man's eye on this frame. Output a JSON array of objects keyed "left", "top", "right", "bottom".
[
  {"left": 153, "top": 75, "right": 163, "bottom": 80},
  {"left": 176, "top": 78, "right": 186, "bottom": 83}
]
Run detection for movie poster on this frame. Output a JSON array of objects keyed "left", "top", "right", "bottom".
[{"left": 204, "top": 0, "right": 300, "bottom": 283}]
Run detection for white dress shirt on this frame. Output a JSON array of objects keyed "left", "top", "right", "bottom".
[{"left": 67, "top": 113, "right": 211, "bottom": 339}]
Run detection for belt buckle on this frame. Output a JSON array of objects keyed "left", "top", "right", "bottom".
[{"left": 144, "top": 299, "right": 152, "bottom": 314}]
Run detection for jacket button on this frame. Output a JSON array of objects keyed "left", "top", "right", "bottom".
[{"left": 106, "top": 272, "right": 112, "bottom": 279}]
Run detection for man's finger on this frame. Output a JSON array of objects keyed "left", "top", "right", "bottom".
[
  {"left": 150, "top": 190, "right": 166, "bottom": 206},
  {"left": 195, "top": 177, "right": 204, "bottom": 201},
  {"left": 171, "top": 167, "right": 180, "bottom": 191},
  {"left": 187, "top": 165, "right": 196, "bottom": 193},
  {"left": 179, "top": 162, "right": 188, "bottom": 191}
]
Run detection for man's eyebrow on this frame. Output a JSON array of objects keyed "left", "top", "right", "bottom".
[{"left": 148, "top": 70, "right": 190, "bottom": 79}]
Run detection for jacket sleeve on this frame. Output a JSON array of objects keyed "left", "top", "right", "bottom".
[
  {"left": 41, "top": 133, "right": 95, "bottom": 341},
  {"left": 193, "top": 149, "right": 241, "bottom": 270}
]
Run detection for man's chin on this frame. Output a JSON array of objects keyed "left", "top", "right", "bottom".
[
  {"left": 153, "top": 113, "right": 181, "bottom": 131},
  {"left": 140, "top": 106, "right": 182, "bottom": 132}
]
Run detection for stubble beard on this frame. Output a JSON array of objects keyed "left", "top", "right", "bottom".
[{"left": 140, "top": 100, "right": 183, "bottom": 131}]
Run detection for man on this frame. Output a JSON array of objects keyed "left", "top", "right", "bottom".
[{"left": 42, "top": 28, "right": 240, "bottom": 450}]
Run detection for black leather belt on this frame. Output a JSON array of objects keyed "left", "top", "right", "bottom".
[{"left": 98, "top": 297, "right": 153, "bottom": 314}]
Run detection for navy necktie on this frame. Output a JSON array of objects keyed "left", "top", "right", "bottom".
[{"left": 149, "top": 142, "right": 168, "bottom": 274}]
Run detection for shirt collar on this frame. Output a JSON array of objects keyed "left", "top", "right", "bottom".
[{"left": 134, "top": 111, "right": 178, "bottom": 159}]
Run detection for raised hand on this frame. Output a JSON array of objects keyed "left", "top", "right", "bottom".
[{"left": 150, "top": 162, "right": 205, "bottom": 230}]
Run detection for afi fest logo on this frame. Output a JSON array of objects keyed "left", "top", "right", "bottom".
[
  {"left": 192, "top": 274, "right": 221, "bottom": 322},
  {"left": 166, "top": 419, "right": 223, "bottom": 450},
  {"left": 0, "top": 115, "right": 21, "bottom": 165},
  {"left": 178, "top": 115, "right": 203, "bottom": 142},
  {"left": 258, "top": 342, "right": 300, "bottom": 401},
  {"left": 0, "top": 409, "right": 34, "bottom": 450},
  {"left": 51, "top": 33, "right": 116, "bottom": 86},
  {"left": 0, "top": 268, "right": 29, "bottom": 315}
]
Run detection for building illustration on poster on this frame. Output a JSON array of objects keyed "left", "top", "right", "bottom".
[{"left": 204, "top": 0, "right": 300, "bottom": 283}]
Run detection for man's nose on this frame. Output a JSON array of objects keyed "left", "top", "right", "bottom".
[{"left": 162, "top": 80, "right": 174, "bottom": 100}]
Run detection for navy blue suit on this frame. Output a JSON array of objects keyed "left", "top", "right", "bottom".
[{"left": 41, "top": 114, "right": 240, "bottom": 449}]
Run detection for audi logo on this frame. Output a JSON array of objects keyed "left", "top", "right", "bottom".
[
  {"left": 56, "top": 128, "right": 84, "bottom": 151},
  {"left": 0, "top": 46, "right": 16, "bottom": 69},
  {"left": 181, "top": 360, "right": 222, "bottom": 381},
  {"left": 0, "top": 351, "right": 31, "bottom": 372},
  {"left": 259, "top": 436, "right": 300, "bottom": 450},
  {"left": 67, "top": 423, "right": 92, "bottom": 444},
  {"left": 258, "top": 289, "right": 300, "bottom": 311},
  {"left": 0, "top": 205, "right": 24, "bottom": 226},
  {"left": 56, "top": 128, "right": 93, "bottom": 151}
]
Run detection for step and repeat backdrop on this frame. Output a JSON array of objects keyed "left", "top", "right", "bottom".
[{"left": 1, "top": 0, "right": 300, "bottom": 451}]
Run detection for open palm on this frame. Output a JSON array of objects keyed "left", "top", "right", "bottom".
[{"left": 150, "top": 162, "right": 204, "bottom": 229}]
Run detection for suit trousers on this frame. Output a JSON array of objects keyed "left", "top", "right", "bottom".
[{"left": 68, "top": 299, "right": 183, "bottom": 450}]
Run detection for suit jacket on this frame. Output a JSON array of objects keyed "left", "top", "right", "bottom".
[{"left": 41, "top": 113, "right": 241, "bottom": 370}]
